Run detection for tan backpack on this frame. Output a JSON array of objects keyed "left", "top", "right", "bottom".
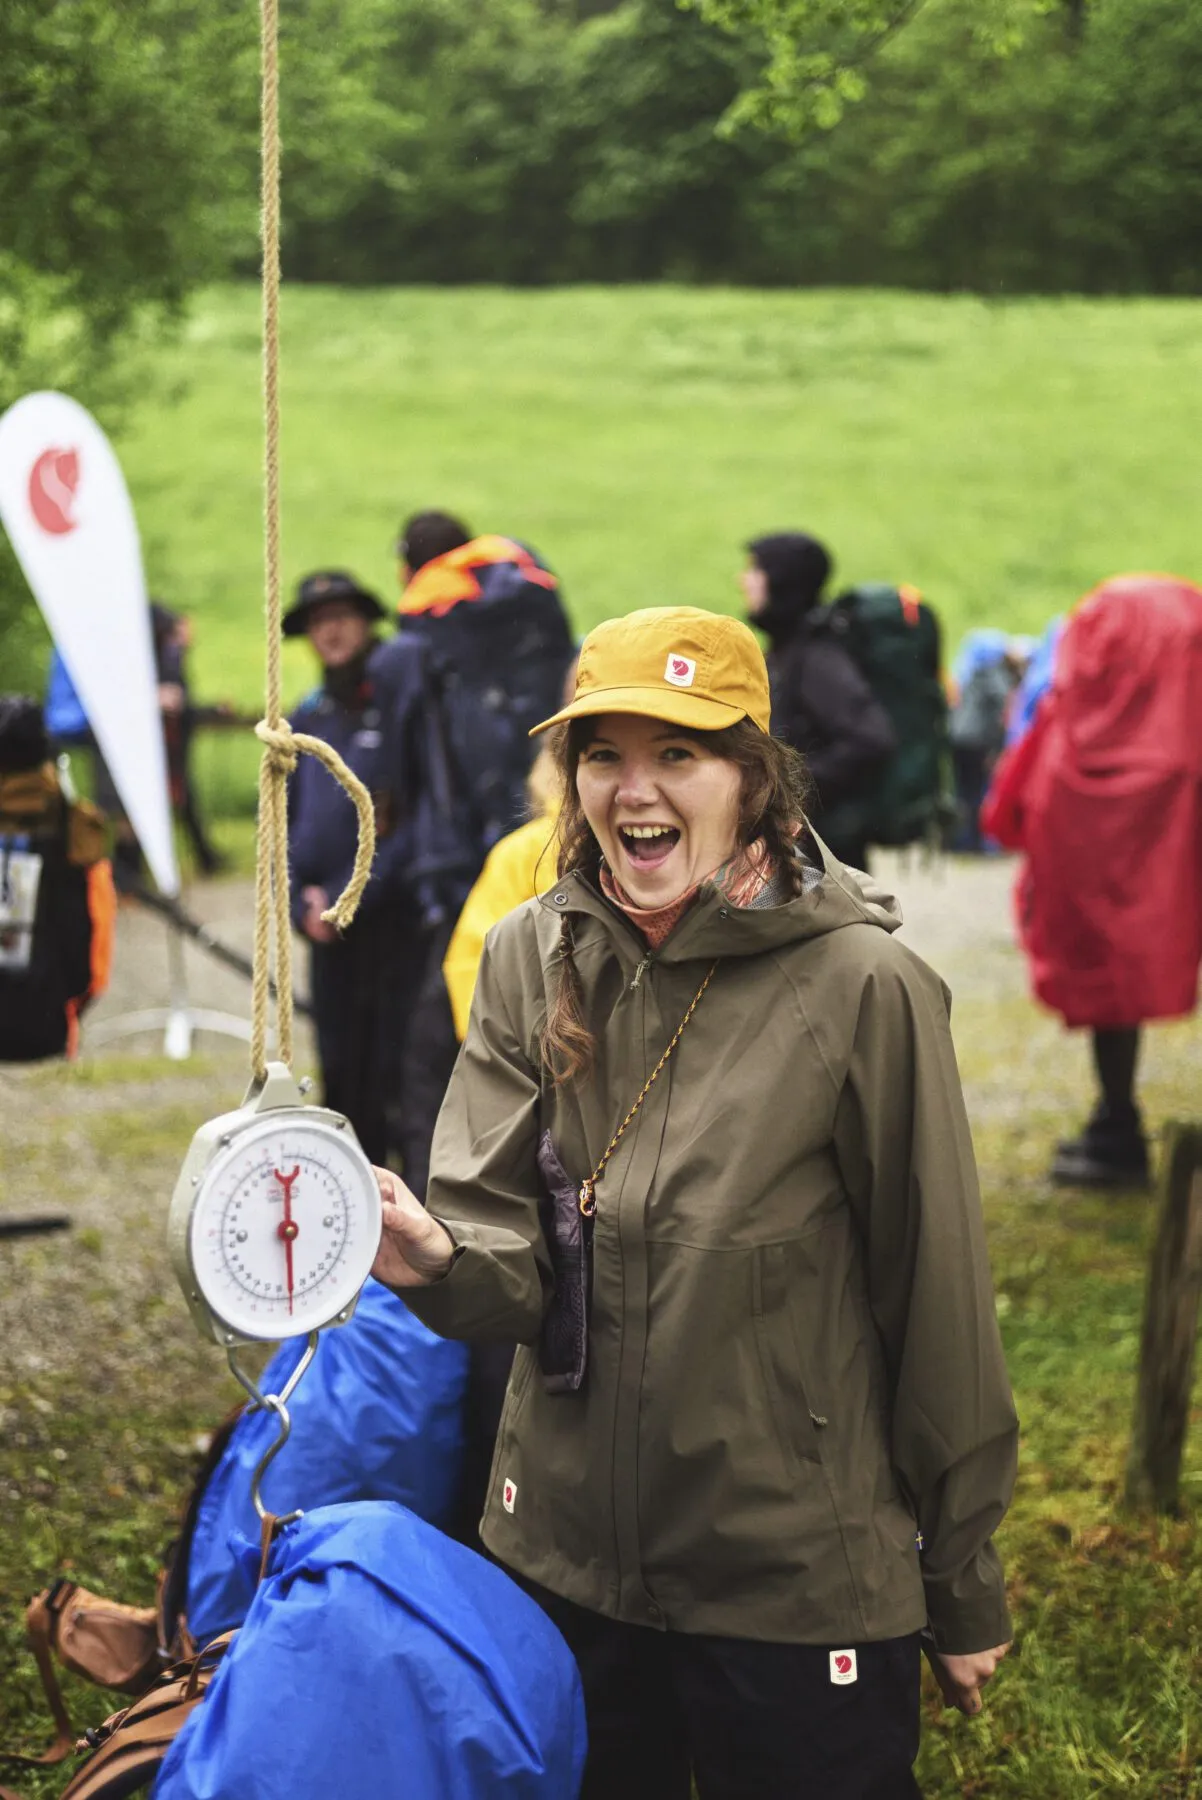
[
  {"left": 0, "top": 1632, "right": 233, "bottom": 1800},
  {"left": 0, "top": 1415, "right": 257, "bottom": 1798}
]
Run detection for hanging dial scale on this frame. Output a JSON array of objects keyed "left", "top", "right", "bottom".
[
  {"left": 160, "top": 0, "right": 382, "bottom": 1529},
  {"left": 169, "top": 1062, "right": 381, "bottom": 1348}
]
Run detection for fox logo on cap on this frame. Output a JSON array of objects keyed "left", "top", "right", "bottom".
[{"left": 663, "top": 653, "right": 696, "bottom": 688}]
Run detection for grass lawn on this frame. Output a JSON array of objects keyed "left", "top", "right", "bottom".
[{"left": 105, "top": 283, "right": 1202, "bottom": 816}]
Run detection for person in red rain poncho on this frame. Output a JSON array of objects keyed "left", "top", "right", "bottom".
[{"left": 982, "top": 574, "right": 1202, "bottom": 1189}]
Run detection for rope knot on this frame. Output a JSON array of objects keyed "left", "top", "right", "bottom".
[{"left": 255, "top": 717, "right": 299, "bottom": 776}]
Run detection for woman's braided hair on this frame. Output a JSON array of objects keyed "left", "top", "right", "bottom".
[{"left": 539, "top": 717, "right": 812, "bottom": 1083}]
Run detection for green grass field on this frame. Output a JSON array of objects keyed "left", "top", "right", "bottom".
[
  {"left": 110, "top": 283, "right": 1202, "bottom": 820},
  {"left": 118, "top": 283, "right": 1202, "bottom": 712}
]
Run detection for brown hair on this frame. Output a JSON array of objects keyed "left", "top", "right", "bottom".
[{"left": 539, "top": 717, "right": 812, "bottom": 1083}]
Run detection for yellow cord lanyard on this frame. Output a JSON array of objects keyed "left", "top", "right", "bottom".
[{"left": 577, "top": 960, "right": 719, "bottom": 1218}]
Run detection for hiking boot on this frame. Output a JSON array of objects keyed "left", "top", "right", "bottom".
[{"left": 1051, "top": 1107, "right": 1151, "bottom": 1190}]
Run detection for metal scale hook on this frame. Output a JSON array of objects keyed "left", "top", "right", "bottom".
[{"left": 227, "top": 1330, "right": 320, "bottom": 1524}]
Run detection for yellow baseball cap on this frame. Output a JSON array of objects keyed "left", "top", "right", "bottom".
[{"left": 531, "top": 606, "right": 772, "bottom": 737}]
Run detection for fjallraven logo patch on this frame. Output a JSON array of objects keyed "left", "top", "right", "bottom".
[
  {"left": 830, "top": 1650, "right": 857, "bottom": 1686},
  {"left": 663, "top": 653, "right": 696, "bottom": 687},
  {"left": 502, "top": 1477, "right": 517, "bottom": 1514}
]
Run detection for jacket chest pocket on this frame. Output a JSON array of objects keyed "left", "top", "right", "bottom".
[{"left": 751, "top": 1244, "right": 827, "bottom": 1473}]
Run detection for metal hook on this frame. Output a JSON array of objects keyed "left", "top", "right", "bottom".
[{"left": 227, "top": 1330, "right": 320, "bottom": 1524}]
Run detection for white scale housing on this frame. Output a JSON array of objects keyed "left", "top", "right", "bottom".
[{"left": 168, "top": 1063, "right": 381, "bottom": 1347}]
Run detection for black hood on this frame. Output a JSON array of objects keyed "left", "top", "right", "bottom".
[
  {"left": 0, "top": 695, "right": 49, "bottom": 773},
  {"left": 748, "top": 532, "right": 832, "bottom": 644}
]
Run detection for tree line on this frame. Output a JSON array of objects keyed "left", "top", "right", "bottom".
[
  {"left": 4, "top": 0, "right": 1201, "bottom": 335},
  {"left": 282, "top": 0, "right": 1202, "bottom": 295}
]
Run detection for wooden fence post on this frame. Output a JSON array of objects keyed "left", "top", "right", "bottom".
[{"left": 1125, "top": 1123, "right": 1202, "bottom": 1513}]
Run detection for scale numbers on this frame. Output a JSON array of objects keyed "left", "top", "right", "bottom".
[{"left": 177, "top": 1100, "right": 381, "bottom": 1342}]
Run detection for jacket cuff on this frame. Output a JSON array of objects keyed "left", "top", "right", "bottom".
[
  {"left": 922, "top": 1581, "right": 1013, "bottom": 1656},
  {"left": 394, "top": 1217, "right": 540, "bottom": 1342}
]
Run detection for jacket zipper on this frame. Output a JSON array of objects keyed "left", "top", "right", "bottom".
[{"left": 630, "top": 954, "right": 653, "bottom": 990}]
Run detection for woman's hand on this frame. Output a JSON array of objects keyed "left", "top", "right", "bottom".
[
  {"left": 370, "top": 1167, "right": 456, "bottom": 1288},
  {"left": 926, "top": 1642, "right": 1011, "bottom": 1716}
]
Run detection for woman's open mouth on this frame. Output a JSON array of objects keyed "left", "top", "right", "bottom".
[{"left": 617, "top": 824, "right": 681, "bottom": 869}]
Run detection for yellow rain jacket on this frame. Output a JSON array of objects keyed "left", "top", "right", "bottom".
[{"left": 443, "top": 810, "right": 559, "bottom": 1039}]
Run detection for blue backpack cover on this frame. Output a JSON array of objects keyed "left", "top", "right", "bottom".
[
  {"left": 185, "top": 1281, "right": 469, "bottom": 1643},
  {"left": 1006, "top": 616, "right": 1063, "bottom": 746},
  {"left": 156, "top": 1502, "right": 587, "bottom": 1800},
  {"left": 44, "top": 649, "right": 90, "bottom": 741}
]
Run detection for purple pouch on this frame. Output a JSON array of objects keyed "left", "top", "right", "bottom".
[{"left": 536, "top": 1129, "right": 592, "bottom": 1395}]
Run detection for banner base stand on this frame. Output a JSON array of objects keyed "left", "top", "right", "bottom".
[
  {"left": 83, "top": 914, "right": 255, "bottom": 1060},
  {"left": 84, "top": 1006, "right": 254, "bottom": 1061}
]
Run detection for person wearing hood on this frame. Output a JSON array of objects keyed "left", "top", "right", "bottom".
[
  {"left": 371, "top": 607, "right": 1017, "bottom": 1799},
  {"left": 982, "top": 573, "right": 1202, "bottom": 1188},
  {"left": 742, "top": 532, "right": 896, "bottom": 869}
]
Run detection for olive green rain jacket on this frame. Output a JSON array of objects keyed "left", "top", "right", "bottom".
[{"left": 402, "top": 843, "right": 1017, "bottom": 1653}]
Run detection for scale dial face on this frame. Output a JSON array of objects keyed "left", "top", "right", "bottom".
[{"left": 188, "top": 1112, "right": 381, "bottom": 1341}]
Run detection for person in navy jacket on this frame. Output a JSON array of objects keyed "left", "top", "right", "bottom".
[{"left": 286, "top": 572, "right": 425, "bottom": 1167}]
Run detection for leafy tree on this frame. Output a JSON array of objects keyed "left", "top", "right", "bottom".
[
  {"left": 678, "top": 0, "right": 1105, "bottom": 135},
  {"left": 1067, "top": 0, "right": 1202, "bottom": 291},
  {"left": 0, "top": 0, "right": 255, "bottom": 685},
  {"left": 0, "top": 0, "right": 407, "bottom": 684},
  {"left": 677, "top": 0, "right": 923, "bottom": 132}
]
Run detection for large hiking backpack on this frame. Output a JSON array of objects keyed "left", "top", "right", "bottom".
[
  {"left": 155, "top": 1503, "right": 587, "bottom": 1800},
  {"left": 399, "top": 538, "right": 575, "bottom": 858},
  {"left": 821, "top": 583, "right": 949, "bottom": 848},
  {"left": 2, "top": 1284, "right": 470, "bottom": 1780},
  {"left": 182, "top": 1279, "right": 469, "bottom": 1642},
  {"left": 5, "top": 1504, "right": 587, "bottom": 1800}
]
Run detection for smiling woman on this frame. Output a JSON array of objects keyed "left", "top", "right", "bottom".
[
  {"left": 577, "top": 719, "right": 742, "bottom": 899},
  {"left": 372, "top": 605, "right": 1018, "bottom": 1800}
]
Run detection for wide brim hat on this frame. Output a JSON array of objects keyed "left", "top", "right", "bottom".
[
  {"left": 282, "top": 572, "right": 388, "bottom": 637},
  {"left": 531, "top": 606, "right": 772, "bottom": 736}
]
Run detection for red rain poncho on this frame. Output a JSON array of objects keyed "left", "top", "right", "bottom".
[{"left": 982, "top": 574, "right": 1202, "bottom": 1029}]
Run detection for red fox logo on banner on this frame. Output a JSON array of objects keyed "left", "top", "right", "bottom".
[{"left": 29, "top": 447, "right": 80, "bottom": 535}]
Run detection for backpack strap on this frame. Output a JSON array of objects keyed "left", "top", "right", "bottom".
[
  {"left": 2, "top": 1408, "right": 246, "bottom": 1773},
  {"left": 0, "top": 1582, "right": 82, "bottom": 1768},
  {"left": 55, "top": 1633, "right": 234, "bottom": 1800},
  {"left": 158, "top": 1402, "right": 246, "bottom": 1653}
]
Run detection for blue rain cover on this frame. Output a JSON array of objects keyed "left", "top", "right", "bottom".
[
  {"left": 952, "top": 627, "right": 1010, "bottom": 689},
  {"left": 156, "top": 1502, "right": 587, "bottom": 1800},
  {"left": 185, "top": 1280, "right": 469, "bottom": 1643},
  {"left": 1006, "top": 616, "right": 1064, "bottom": 745},
  {"left": 44, "top": 650, "right": 90, "bottom": 741}
]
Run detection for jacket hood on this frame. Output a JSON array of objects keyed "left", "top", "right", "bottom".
[
  {"left": 398, "top": 536, "right": 560, "bottom": 620},
  {"left": 540, "top": 832, "right": 902, "bottom": 968},
  {"left": 747, "top": 532, "right": 832, "bottom": 648}
]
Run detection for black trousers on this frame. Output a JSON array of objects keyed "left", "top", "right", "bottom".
[
  {"left": 308, "top": 908, "right": 428, "bottom": 1169},
  {"left": 394, "top": 918, "right": 461, "bottom": 1200},
  {"left": 523, "top": 1581, "right": 922, "bottom": 1800}
]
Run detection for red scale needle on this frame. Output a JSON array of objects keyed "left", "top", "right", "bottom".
[{"left": 274, "top": 1166, "right": 301, "bottom": 1314}]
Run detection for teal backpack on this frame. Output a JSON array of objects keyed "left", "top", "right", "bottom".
[{"left": 821, "top": 583, "right": 950, "bottom": 849}]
